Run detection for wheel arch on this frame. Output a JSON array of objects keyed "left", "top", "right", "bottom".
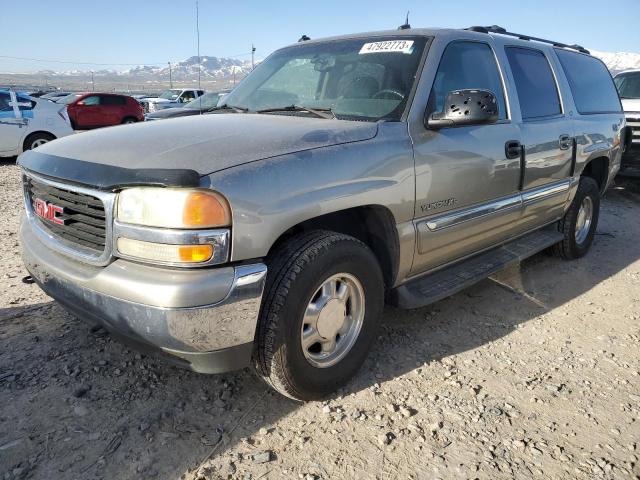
[
  {"left": 266, "top": 205, "right": 400, "bottom": 290},
  {"left": 580, "top": 156, "right": 609, "bottom": 195},
  {"left": 22, "top": 130, "right": 56, "bottom": 152}
]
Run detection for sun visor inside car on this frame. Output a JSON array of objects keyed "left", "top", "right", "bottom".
[{"left": 18, "top": 151, "right": 201, "bottom": 190}]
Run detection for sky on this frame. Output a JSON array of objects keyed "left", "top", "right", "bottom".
[{"left": 2, "top": 0, "right": 639, "bottom": 73}]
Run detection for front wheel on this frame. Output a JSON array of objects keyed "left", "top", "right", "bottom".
[
  {"left": 554, "top": 176, "right": 600, "bottom": 259},
  {"left": 253, "top": 231, "right": 384, "bottom": 401},
  {"left": 121, "top": 117, "right": 138, "bottom": 124}
]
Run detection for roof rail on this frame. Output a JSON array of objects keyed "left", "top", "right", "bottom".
[{"left": 466, "top": 25, "right": 590, "bottom": 54}]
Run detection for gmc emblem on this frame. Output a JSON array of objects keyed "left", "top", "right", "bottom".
[{"left": 33, "top": 198, "right": 66, "bottom": 225}]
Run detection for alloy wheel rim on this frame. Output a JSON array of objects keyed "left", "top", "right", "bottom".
[
  {"left": 31, "top": 139, "right": 48, "bottom": 149},
  {"left": 575, "top": 196, "right": 593, "bottom": 244},
  {"left": 300, "top": 273, "right": 365, "bottom": 368}
]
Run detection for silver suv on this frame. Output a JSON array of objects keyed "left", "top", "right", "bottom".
[{"left": 18, "top": 26, "right": 624, "bottom": 401}]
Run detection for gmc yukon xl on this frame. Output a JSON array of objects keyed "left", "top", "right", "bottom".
[{"left": 18, "top": 26, "right": 624, "bottom": 401}]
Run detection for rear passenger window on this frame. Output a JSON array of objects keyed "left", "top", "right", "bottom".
[
  {"left": 430, "top": 41, "right": 507, "bottom": 120},
  {"left": 555, "top": 50, "right": 621, "bottom": 114},
  {"left": 505, "top": 47, "right": 561, "bottom": 120},
  {"left": 101, "top": 96, "right": 126, "bottom": 106}
]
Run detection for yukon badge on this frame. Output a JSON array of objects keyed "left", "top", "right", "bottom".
[
  {"left": 33, "top": 198, "right": 66, "bottom": 225},
  {"left": 420, "top": 198, "right": 457, "bottom": 213}
]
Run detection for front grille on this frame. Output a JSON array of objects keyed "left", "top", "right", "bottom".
[
  {"left": 626, "top": 115, "right": 640, "bottom": 145},
  {"left": 26, "top": 177, "right": 106, "bottom": 252}
]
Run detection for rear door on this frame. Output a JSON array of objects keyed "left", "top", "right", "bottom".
[
  {"left": 100, "top": 95, "right": 126, "bottom": 124},
  {"left": 411, "top": 40, "right": 523, "bottom": 273},
  {"left": 504, "top": 47, "right": 573, "bottom": 227}
]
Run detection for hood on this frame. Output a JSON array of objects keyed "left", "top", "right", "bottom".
[
  {"left": 21, "top": 113, "right": 378, "bottom": 183},
  {"left": 622, "top": 98, "right": 640, "bottom": 113},
  {"left": 143, "top": 97, "right": 170, "bottom": 104},
  {"left": 146, "top": 107, "right": 197, "bottom": 120}
]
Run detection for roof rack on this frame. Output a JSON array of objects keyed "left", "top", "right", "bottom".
[{"left": 466, "top": 25, "right": 590, "bottom": 54}]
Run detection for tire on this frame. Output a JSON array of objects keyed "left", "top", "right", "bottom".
[
  {"left": 122, "top": 117, "right": 137, "bottom": 124},
  {"left": 23, "top": 132, "right": 55, "bottom": 151},
  {"left": 554, "top": 176, "right": 600, "bottom": 259},
  {"left": 253, "top": 231, "right": 384, "bottom": 401}
]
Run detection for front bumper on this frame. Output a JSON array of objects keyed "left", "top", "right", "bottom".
[{"left": 21, "top": 217, "right": 267, "bottom": 373}]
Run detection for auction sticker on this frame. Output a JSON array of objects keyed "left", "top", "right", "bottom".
[{"left": 359, "top": 40, "right": 414, "bottom": 54}]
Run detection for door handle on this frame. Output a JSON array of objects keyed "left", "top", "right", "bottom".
[
  {"left": 505, "top": 140, "right": 522, "bottom": 160},
  {"left": 559, "top": 134, "right": 572, "bottom": 150}
]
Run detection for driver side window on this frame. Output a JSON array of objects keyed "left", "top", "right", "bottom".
[{"left": 430, "top": 41, "right": 507, "bottom": 120}]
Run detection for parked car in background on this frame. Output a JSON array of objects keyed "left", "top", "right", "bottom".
[
  {"left": 40, "top": 91, "right": 73, "bottom": 102},
  {"left": 145, "top": 91, "right": 227, "bottom": 120},
  {"left": 140, "top": 88, "right": 205, "bottom": 113},
  {"left": 614, "top": 70, "right": 640, "bottom": 171},
  {"left": 65, "top": 93, "right": 144, "bottom": 129},
  {"left": 0, "top": 90, "right": 72, "bottom": 157}
]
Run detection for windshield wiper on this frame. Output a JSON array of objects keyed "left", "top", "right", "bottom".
[
  {"left": 207, "top": 104, "right": 249, "bottom": 113},
  {"left": 256, "top": 104, "right": 336, "bottom": 119}
]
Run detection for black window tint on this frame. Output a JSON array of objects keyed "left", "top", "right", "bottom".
[
  {"left": 431, "top": 41, "right": 507, "bottom": 120},
  {"left": 0, "top": 93, "right": 11, "bottom": 112},
  {"left": 614, "top": 72, "right": 640, "bottom": 100},
  {"left": 101, "top": 95, "right": 126, "bottom": 106},
  {"left": 556, "top": 50, "right": 621, "bottom": 114},
  {"left": 505, "top": 47, "right": 561, "bottom": 119},
  {"left": 17, "top": 94, "right": 35, "bottom": 110}
]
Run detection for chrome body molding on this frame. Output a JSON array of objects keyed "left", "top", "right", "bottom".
[
  {"left": 22, "top": 171, "right": 116, "bottom": 267},
  {"left": 425, "top": 193, "right": 521, "bottom": 231},
  {"left": 521, "top": 179, "right": 571, "bottom": 204},
  {"left": 421, "top": 180, "right": 571, "bottom": 232},
  {"left": 113, "top": 221, "right": 230, "bottom": 267}
]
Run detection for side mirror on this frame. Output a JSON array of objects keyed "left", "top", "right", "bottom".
[{"left": 426, "top": 89, "right": 499, "bottom": 129}]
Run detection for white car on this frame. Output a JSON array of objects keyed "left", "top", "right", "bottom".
[
  {"left": 0, "top": 90, "right": 73, "bottom": 157},
  {"left": 140, "top": 88, "right": 205, "bottom": 113}
]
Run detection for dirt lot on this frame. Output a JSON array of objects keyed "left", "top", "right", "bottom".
[{"left": 1, "top": 159, "right": 639, "bottom": 480}]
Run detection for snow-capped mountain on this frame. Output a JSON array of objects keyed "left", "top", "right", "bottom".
[
  {"left": 34, "top": 56, "right": 252, "bottom": 80},
  {"left": 591, "top": 50, "right": 640, "bottom": 75}
]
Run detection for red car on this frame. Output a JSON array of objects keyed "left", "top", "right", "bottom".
[{"left": 65, "top": 93, "right": 144, "bottom": 130}]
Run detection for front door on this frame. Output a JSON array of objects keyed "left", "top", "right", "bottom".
[
  {"left": 411, "top": 40, "right": 523, "bottom": 274},
  {"left": 75, "top": 95, "right": 101, "bottom": 128},
  {"left": 504, "top": 47, "right": 573, "bottom": 227}
]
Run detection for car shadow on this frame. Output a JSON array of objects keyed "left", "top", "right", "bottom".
[{"left": 1, "top": 178, "right": 639, "bottom": 479}]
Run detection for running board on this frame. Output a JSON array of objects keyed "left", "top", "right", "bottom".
[{"left": 390, "top": 228, "right": 563, "bottom": 309}]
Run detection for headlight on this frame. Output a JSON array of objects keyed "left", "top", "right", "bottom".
[
  {"left": 114, "top": 187, "right": 231, "bottom": 267},
  {"left": 117, "top": 187, "right": 230, "bottom": 229}
]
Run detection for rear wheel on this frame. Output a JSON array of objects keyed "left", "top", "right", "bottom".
[
  {"left": 554, "top": 176, "right": 600, "bottom": 259},
  {"left": 253, "top": 231, "right": 384, "bottom": 401},
  {"left": 23, "top": 132, "right": 55, "bottom": 151}
]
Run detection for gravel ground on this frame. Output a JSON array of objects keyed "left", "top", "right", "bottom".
[{"left": 1, "top": 159, "right": 639, "bottom": 480}]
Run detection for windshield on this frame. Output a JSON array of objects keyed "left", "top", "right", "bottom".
[
  {"left": 56, "top": 93, "right": 83, "bottom": 104},
  {"left": 615, "top": 72, "right": 640, "bottom": 100},
  {"left": 222, "top": 37, "right": 427, "bottom": 121},
  {"left": 185, "top": 92, "right": 220, "bottom": 109},
  {"left": 158, "top": 89, "right": 182, "bottom": 100}
]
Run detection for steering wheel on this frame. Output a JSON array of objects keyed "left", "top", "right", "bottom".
[{"left": 372, "top": 89, "right": 405, "bottom": 100}]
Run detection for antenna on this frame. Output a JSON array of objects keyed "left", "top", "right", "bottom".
[
  {"left": 196, "top": 0, "right": 201, "bottom": 88},
  {"left": 398, "top": 11, "right": 411, "bottom": 30}
]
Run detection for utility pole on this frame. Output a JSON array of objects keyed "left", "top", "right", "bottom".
[
  {"left": 168, "top": 61, "right": 173, "bottom": 88},
  {"left": 251, "top": 44, "right": 256, "bottom": 70},
  {"left": 91, "top": 71, "right": 95, "bottom": 91},
  {"left": 196, "top": 0, "right": 201, "bottom": 88}
]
